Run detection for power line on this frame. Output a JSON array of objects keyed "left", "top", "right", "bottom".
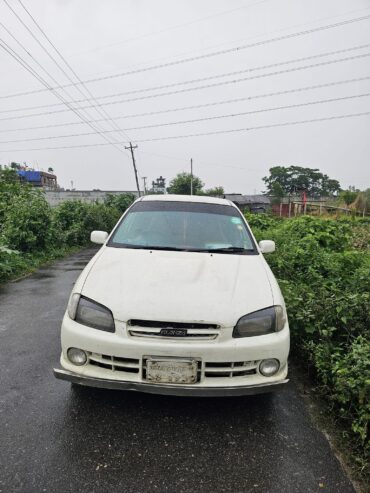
[
  {"left": 89, "top": 0, "right": 271, "bottom": 52},
  {"left": 0, "top": 28, "right": 125, "bottom": 152},
  {"left": 3, "top": 42, "right": 369, "bottom": 113},
  {"left": 1, "top": 51, "right": 369, "bottom": 122},
  {"left": 15, "top": 0, "right": 133, "bottom": 146},
  {"left": 1, "top": 75, "right": 369, "bottom": 133},
  {"left": 1, "top": 3, "right": 130, "bottom": 153},
  {"left": 0, "top": 36, "right": 126, "bottom": 154},
  {"left": 3, "top": 0, "right": 132, "bottom": 150},
  {"left": 114, "top": 92, "right": 370, "bottom": 131},
  {"left": 1, "top": 111, "right": 369, "bottom": 152},
  {"left": 0, "top": 8, "right": 138, "bottom": 160},
  {"left": 1, "top": 13, "right": 369, "bottom": 100},
  {"left": 4, "top": 0, "right": 143, "bottom": 185},
  {"left": 83, "top": 5, "right": 370, "bottom": 67},
  {"left": 2, "top": 92, "right": 369, "bottom": 144},
  {"left": 138, "top": 111, "right": 370, "bottom": 144},
  {"left": 1, "top": 2, "right": 116, "bottom": 136}
]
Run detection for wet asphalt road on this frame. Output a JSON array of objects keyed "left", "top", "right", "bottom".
[{"left": 0, "top": 248, "right": 355, "bottom": 493}]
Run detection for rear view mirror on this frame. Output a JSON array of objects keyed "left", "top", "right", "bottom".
[
  {"left": 259, "top": 240, "right": 275, "bottom": 254},
  {"left": 90, "top": 231, "right": 109, "bottom": 244}
]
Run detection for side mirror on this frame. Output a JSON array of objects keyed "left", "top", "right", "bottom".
[
  {"left": 259, "top": 240, "right": 275, "bottom": 254},
  {"left": 90, "top": 231, "right": 109, "bottom": 244}
]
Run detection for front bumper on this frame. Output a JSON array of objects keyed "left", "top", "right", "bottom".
[
  {"left": 57, "top": 314, "right": 290, "bottom": 396},
  {"left": 53, "top": 367, "right": 289, "bottom": 396}
]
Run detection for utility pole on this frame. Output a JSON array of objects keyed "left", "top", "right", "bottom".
[
  {"left": 125, "top": 142, "right": 141, "bottom": 197},
  {"left": 190, "top": 158, "right": 193, "bottom": 195},
  {"left": 142, "top": 176, "right": 147, "bottom": 195}
]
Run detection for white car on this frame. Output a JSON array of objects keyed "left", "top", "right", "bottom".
[{"left": 54, "top": 195, "right": 289, "bottom": 396}]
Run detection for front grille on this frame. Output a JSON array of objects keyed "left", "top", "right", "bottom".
[
  {"left": 204, "top": 360, "right": 258, "bottom": 378},
  {"left": 88, "top": 353, "right": 140, "bottom": 374},
  {"left": 86, "top": 353, "right": 259, "bottom": 382},
  {"left": 128, "top": 319, "right": 220, "bottom": 340}
]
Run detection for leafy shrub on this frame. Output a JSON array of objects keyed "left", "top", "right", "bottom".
[
  {"left": 0, "top": 187, "right": 135, "bottom": 282},
  {"left": 104, "top": 193, "right": 135, "bottom": 213},
  {"left": 52, "top": 201, "right": 90, "bottom": 246},
  {"left": 1, "top": 191, "right": 52, "bottom": 252},
  {"left": 244, "top": 212, "right": 281, "bottom": 231},
  {"left": 248, "top": 213, "right": 370, "bottom": 457},
  {"left": 0, "top": 245, "right": 22, "bottom": 280},
  {"left": 307, "top": 336, "right": 369, "bottom": 446},
  {"left": 52, "top": 195, "right": 134, "bottom": 247}
]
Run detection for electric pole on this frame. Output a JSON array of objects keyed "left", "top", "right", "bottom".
[
  {"left": 142, "top": 176, "right": 147, "bottom": 195},
  {"left": 125, "top": 142, "right": 141, "bottom": 197},
  {"left": 190, "top": 158, "right": 193, "bottom": 195}
]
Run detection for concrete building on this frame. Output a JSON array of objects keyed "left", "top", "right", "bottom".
[
  {"left": 44, "top": 190, "right": 139, "bottom": 207},
  {"left": 150, "top": 176, "right": 166, "bottom": 194},
  {"left": 17, "top": 170, "right": 58, "bottom": 190}
]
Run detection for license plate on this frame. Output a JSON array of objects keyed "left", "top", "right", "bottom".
[{"left": 146, "top": 358, "right": 198, "bottom": 384}]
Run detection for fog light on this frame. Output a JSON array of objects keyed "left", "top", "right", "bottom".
[
  {"left": 67, "top": 347, "right": 87, "bottom": 366},
  {"left": 259, "top": 359, "right": 280, "bottom": 377}
]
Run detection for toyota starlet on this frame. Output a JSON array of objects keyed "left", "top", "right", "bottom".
[{"left": 54, "top": 194, "right": 290, "bottom": 396}]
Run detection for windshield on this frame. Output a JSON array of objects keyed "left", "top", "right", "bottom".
[{"left": 108, "top": 201, "right": 257, "bottom": 254}]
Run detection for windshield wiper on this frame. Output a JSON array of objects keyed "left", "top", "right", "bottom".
[
  {"left": 115, "top": 244, "right": 255, "bottom": 253},
  {"left": 205, "top": 246, "right": 255, "bottom": 254},
  {"left": 122, "top": 245, "right": 191, "bottom": 252}
]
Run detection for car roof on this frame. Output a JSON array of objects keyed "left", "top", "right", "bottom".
[{"left": 139, "top": 194, "right": 235, "bottom": 207}]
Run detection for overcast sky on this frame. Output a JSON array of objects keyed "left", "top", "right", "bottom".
[{"left": 0, "top": 0, "right": 369, "bottom": 193}]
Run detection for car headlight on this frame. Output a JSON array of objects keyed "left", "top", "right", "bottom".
[
  {"left": 232, "top": 306, "right": 286, "bottom": 338},
  {"left": 67, "top": 293, "right": 80, "bottom": 320},
  {"left": 68, "top": 294, "right": 115, "bottom": 332}
]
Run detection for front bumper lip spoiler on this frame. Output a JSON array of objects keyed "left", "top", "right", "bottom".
[{"left": 53, "top": 368, "right": 289, "bottom": 397}]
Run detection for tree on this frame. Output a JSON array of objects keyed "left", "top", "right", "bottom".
[
  {"left": 0, "top": 168, "right": 19, "bottom": 184},
  {"left": 167, "top": 172, "right": 204, "bottom": 195},
  {"left": 2, "top": 191, "right": 52, "bottom": 252},
  {"left": 340, "top": 189, "right": 359, "bottom": 206},
  {"left": 104, "top": 193, "right": 135, "bottom": 213},
  {"left": 204, "top": 186, "right": 225, "bottom": 196},
  {"left": 269, "top": 182, "right": 284, "bottom": 199},
  {"left": 263, "top": 166, "right": 341, "bottom": 197},
  {"left": 352, "top": 189, "right": 370, "bottom": 214}
]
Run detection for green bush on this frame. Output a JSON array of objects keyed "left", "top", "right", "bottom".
[
  {"left": 1, "top": 190, "right": 52, "bottom": 252},
  {"left": 0, "top": 187, "right": 135, "bottom": 281},
  {"left": 0, "top": 245, "right": 23, "bottom": 280},
  {"left": 52, "top": 201, "right": 92, "bottom": 246},
  {"left": 307, "top": 336, "right": 369, "bottom": 445},
  {"left": 104, "top": 192, "right": 135, "bottom": 213},
  {"left": 247, "top": 213, "right": 370, "bottom": 457},
  {"left": 51, "top": 196, "right": 134, "bottom": 247},
  {"left": 244, "top": 212, "right": 281, "bottom": 231}
]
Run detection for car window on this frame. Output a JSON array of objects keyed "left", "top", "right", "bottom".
[{"left": 108, "top": 201, "right": 257, "bottom": 253}]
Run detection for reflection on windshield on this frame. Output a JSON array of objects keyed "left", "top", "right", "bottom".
[{"left": 109, "top": 201, "right": 256, "bottom": 254}]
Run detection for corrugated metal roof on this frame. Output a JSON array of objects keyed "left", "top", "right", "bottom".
[{"left": 224, "top": 194, "right": 271, "bottom": 205}]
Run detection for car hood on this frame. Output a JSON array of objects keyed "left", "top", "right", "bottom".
[{"left": 81, "top": 247, "right": 274, "bottom": 327}]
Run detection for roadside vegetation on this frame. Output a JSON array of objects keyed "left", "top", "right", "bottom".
[
  {"left": 0, "top": 169, "right": 134, "bottom": 283},
  {"left": 1, "top": 168, "right": 368, "bottom": 481},
  {"left": 246, "top": 212, "right": 369, "bottom": 479}
]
